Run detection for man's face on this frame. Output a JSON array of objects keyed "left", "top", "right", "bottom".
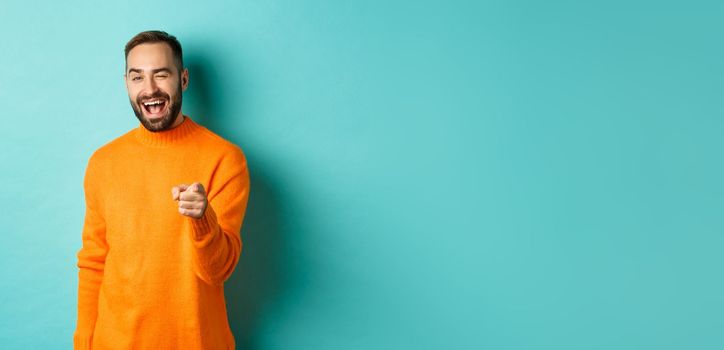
[{"left": 124, "top": 42, "right": 188, "bottom": 132}]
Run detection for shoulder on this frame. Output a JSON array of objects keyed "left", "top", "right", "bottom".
[
  {"left": 85, "top": 129, "right": 136, "bottom": 171},
  {"left": 194, "top": 124, "right": 248, "bottom": 166},
  {"left": 191, "top": 126, "right": 250, "bottom": 194}
]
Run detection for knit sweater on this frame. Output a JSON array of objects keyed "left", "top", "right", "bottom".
[{"left": 73, "top": 114, "right": 250, "bottom": 349}]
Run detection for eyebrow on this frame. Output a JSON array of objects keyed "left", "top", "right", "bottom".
[{"left": 127, "top": 67, "right": 173, "bottom": 75}]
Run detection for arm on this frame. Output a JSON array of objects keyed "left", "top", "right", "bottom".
[
  {"left": 188, "top": 146, "right": 250, "bottom": 286},
  {"left": 73, "top": 154, "right": 108, "bottom": 349}
]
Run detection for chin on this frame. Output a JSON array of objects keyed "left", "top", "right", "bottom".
[{"left": 141, "top": 112, "right": 175, "bottom": 132}]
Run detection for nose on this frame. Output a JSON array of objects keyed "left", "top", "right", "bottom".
[{"left": 142, "top": 76, "right": 160, "bottom": 95}]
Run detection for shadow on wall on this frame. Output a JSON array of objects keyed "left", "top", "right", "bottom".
[
  {"left": 182, "top": 56, "right": 215, "bottom": 130},
  {"left": 184, "top": 51, "right": 296, "bottom": 350},
  {"left": 227, "top": 167, "right": 287, "bottom": 349}
]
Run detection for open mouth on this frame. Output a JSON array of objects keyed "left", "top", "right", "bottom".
[{"left": 142, "top": 99, "right": 168, "bottom": 117}]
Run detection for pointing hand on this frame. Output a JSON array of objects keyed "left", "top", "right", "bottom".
[{"left": 171, "top": 182, "right": 208, "bottom": 219}]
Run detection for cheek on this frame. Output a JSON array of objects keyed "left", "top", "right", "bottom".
[
  {"left": 127, "top": 88, "right": 140, "bottom": 100},
  {"left": 165, "top": 86, "right": 181, "bottom": 100}
]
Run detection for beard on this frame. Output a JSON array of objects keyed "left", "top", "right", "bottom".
[{"left": 130, "top": 82, "right": 183, "bottom": 132}]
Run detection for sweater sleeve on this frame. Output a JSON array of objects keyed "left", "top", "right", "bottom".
[
  {"left": 188, "top": 146, "right": 250, "bottom": 286},
  {"left": 74, "top": 153, "right": 108, "bottom": 349}
]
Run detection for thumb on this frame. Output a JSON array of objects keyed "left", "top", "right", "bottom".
[{"left": 190, "top": 182, "right": 205, "bottom": 194}]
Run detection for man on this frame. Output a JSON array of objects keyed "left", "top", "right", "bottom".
[{"left": 73, "top": 30, "right": 250, "bottom": 349}]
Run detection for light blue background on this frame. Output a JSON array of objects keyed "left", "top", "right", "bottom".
[{"left": 1, "top": 1, "right": 723, "bottom": 349}]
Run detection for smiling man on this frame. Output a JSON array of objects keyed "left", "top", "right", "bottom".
[{"left": 73, "top": 30, "right": 250, "bottom": 349}]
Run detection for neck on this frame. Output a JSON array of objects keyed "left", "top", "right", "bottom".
[
  {"left": 134, "top": 114, "right": 199, "bottom": 147},
  {"left": 169, "top": 112, "right": 185, "bottom": 129}
]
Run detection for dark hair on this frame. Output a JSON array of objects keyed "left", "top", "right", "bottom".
[{"left": 124, "top": 30, "right": 184, "bottom": 72}]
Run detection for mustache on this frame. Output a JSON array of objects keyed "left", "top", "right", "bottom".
[{"left": 137, "top": 92, "right": 170, "bottom": 103}]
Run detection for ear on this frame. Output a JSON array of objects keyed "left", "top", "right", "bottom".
[{"left": 181, "top": 68, "right": 189, "bottom": 91}]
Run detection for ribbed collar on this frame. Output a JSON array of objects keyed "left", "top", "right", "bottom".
[{"left": 133, "top": 114, "right": 200, "bottom": 147}]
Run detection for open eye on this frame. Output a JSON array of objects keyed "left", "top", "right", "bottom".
[{"left": 132, "top": 76, "right": 142, "bottom": 81}]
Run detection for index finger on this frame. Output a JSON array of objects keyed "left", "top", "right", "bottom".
[{"left": 171, "top": 184, "right": 190, "bottom": 200}]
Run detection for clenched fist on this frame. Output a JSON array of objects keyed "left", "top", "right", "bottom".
[{"left": 171, "top": 182, "right": 208, "bottom": 219}]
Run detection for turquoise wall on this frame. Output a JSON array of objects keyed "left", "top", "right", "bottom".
[{"left": 1, "top": 0, "right": 723, "bottom": 349}]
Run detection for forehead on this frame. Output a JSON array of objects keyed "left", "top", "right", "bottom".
[{"left": 126, "top": 42, "right": 174, "bottom": 72}]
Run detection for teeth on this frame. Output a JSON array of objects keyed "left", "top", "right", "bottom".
[{"left": 143, "top": 100, "right": 164, "bottom": 106}]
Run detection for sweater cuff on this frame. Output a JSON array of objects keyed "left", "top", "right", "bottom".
[
  {"left": 73, "top": 333, "right": 93, "bottom": 350},
  {"left": 189, "top": 203, "right": 219, "bottom": 246}
]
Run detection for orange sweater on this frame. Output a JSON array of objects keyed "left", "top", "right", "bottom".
[{"left": 73, "top": 115, "right": 250, "bottom": 349}]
